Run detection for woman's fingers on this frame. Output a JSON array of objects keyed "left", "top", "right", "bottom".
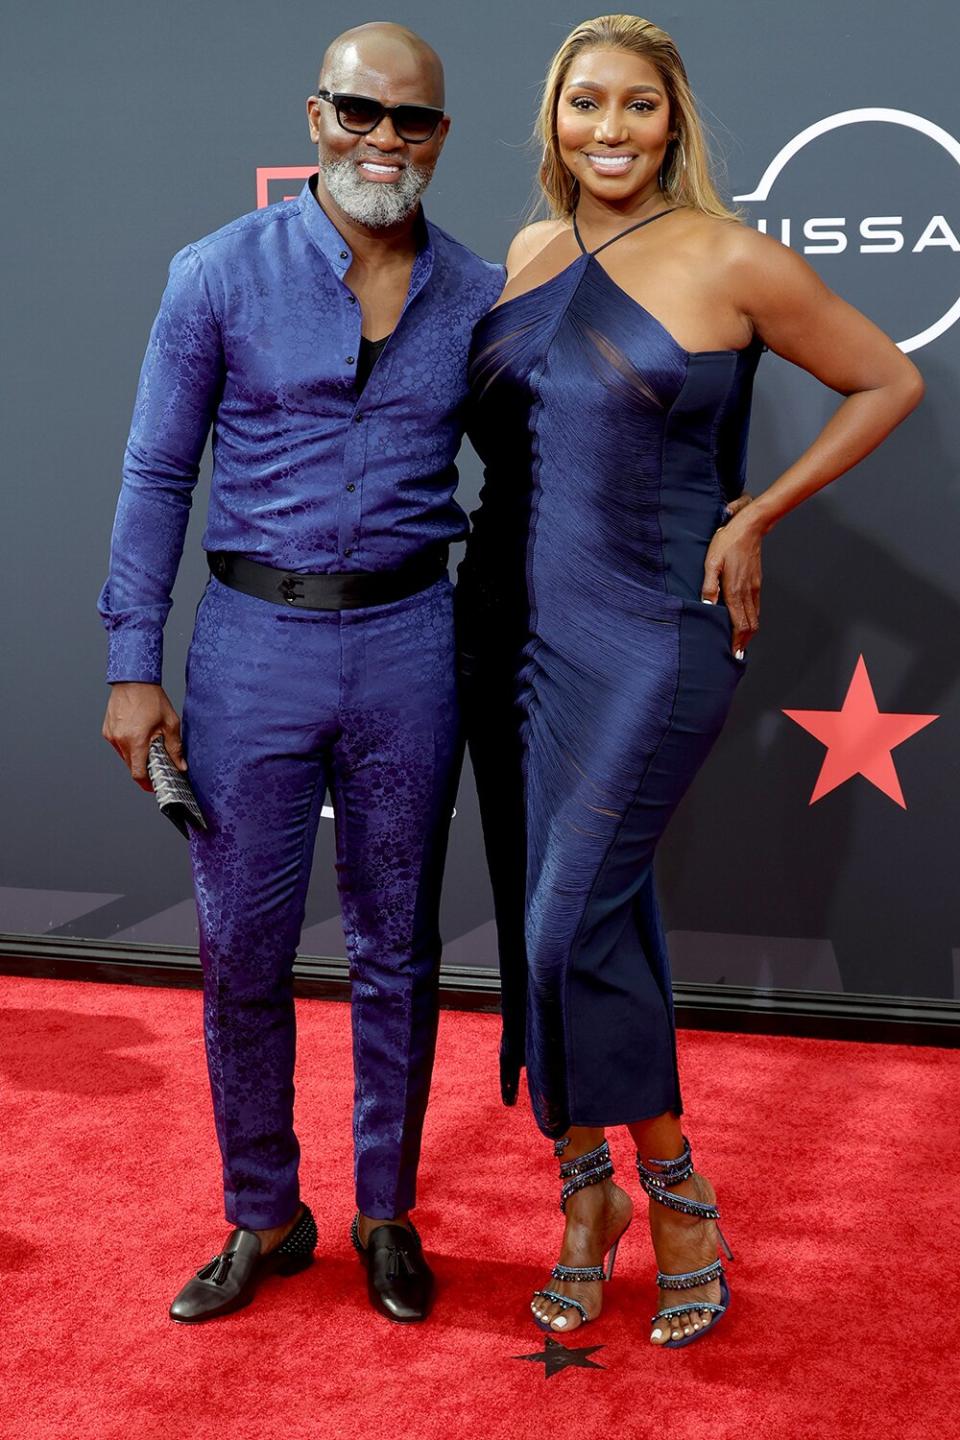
[
  {"left": 722, "top": 572, "right": 760, "bottom": 656},
  {"left": 724, "top": 493, "right": 753, "bottom": 519},
  {"left": 719, "top": 537, "right": 761, "bottom": 654},
  {"left": 701, "top": 550, "right": 723, "bottom": 603}
]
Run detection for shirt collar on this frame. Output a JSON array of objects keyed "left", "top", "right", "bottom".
[{"left": 298, "top": 175, "right": 435, "bottom": 299}]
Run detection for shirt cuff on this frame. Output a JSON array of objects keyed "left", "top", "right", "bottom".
[{"left": 106, "top": 625, "right": 163, "bottom": 686}]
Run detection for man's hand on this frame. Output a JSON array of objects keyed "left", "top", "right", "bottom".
[{"left": 102, "top": 683, "right": 186, "bottom": 792}]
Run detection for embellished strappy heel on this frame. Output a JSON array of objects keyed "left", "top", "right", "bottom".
[
  {"left": 636, "top": 1136, "right": 733, "bottom": 1348},
  {"left": 530, "top": 1139, "right": 631, "bottom": 1332}
]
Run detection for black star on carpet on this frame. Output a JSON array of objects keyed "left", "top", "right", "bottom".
[{"left": 513, "top": 1336, "right": 606, "bottom": 1377}]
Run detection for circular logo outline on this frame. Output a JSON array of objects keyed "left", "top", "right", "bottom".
[{"left": 733, "top": 107, "right": 960, "bottom": 353}]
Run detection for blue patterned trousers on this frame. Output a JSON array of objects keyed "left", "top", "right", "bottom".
[{"left": 182, "top": 574, "right": 461, "bottom": 1228}]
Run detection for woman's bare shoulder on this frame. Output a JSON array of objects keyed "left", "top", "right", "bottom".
[
  {"left": 505, "top": 219, "right": 569, "bottom": 278},
  {"left": 672, "top": 210, "right": 803, "bottom": 287}
]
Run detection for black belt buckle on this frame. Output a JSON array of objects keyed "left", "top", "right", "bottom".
[{"left": 278, "top": 575, "right": 304, "bottom": 605}]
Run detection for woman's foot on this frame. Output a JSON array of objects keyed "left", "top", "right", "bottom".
[
  {"left": 531, "top": 1179, "right": 633, "bottom": 1332},
  {"left": 647, "top": 1171, "right": 723, "bottom": 1345}
]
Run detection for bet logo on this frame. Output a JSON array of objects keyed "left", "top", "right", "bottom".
[
  {"left": 734, "top": 109, "right": 960, "bottom": 352},
  {"left": 256, "top": 166, "right": 316, "bottom": 209}
]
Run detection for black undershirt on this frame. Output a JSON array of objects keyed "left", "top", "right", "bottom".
[{"left": 356, "top": 334, "right": 391, "bottom": 393}]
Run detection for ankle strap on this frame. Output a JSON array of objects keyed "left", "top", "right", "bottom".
[
  {"left": 555, "top": 1139, "right": 614, "bottom": 1213},
  {"left": 637, "top": 1135, "right": 694, "bottom": 1188},
  {"left": 636, "top": 1136, "right": 720, "bottom": 1221}
]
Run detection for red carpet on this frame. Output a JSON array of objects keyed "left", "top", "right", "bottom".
[{"left": 2, "top": 975, "right": 958, "bottom": 1440}]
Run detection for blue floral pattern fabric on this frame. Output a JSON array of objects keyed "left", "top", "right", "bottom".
[
  {"left": 184, "top": 576, "right": 461, "bottom": 1226},
  {"left": 98, "top": 183, "right": 503, "bottom": 1226},
  {"left": 98, "top": 178, "right": 504, "bottom": 683}
]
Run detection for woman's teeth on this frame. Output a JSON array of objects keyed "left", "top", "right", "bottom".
[{"left": 585, "top": 154, "right": 635, "bottom": 174}]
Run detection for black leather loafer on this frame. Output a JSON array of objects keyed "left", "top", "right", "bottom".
[
  {"left": 350, "top": 1214, "right": 434, "bottom": 1323},
  {"left": 169, "top": 1203, "right": 317, "bottom": 1324}
]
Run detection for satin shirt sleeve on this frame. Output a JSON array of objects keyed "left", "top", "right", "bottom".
[{"left": 97, "top": 244, "right": 225, "bottom": 684}]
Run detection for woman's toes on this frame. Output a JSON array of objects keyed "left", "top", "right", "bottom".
[{"left": 553, "top": 1303, "right": 582, "bottom": 1331}]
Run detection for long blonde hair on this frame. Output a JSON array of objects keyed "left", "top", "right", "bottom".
[{"left": 536, "top": 14, "right": 738, "bottom": 221}]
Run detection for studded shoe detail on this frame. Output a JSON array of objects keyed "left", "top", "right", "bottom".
[{"left": 168, "top": 1203, "right": 317, "bottom": 1324}]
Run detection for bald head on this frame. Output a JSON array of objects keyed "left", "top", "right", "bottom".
[{"left": 320, "top": 22, "right": 445, "bottom": 109}]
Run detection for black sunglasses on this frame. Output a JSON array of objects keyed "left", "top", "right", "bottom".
[{"left": 316, "top": 90, "right": 444, "bottom": 144}]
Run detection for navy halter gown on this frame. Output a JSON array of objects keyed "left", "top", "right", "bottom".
[{"left": 456, "top": 210, "right": 764, "bottom": 1140}]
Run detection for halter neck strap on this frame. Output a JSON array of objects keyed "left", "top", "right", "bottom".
[{"left": 573, "top": 207, "right": 677, "bottom": 257}]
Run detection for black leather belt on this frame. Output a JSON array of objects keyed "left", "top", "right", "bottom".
[{"left": 207, "top": 547, "right": 448, "bottom": 611}]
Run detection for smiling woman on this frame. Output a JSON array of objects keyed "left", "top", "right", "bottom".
[
  {"left": 537, "top": 12, "right": 735, "bottom": 220},
  {"left": 455, "top": 10, "right": 923, "bottom": 1355}
]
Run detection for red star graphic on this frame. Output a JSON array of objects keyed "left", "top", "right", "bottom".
[{"left": 783, "top": 655, "right": 938, "bottom": 808}]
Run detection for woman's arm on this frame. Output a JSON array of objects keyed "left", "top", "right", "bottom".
[{"left": 702, "top": 226, "right": 925, "bottom": 654}]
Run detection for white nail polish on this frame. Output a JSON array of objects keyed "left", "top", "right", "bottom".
[
  {"left": 701, "top": 598, "right": 716, "bottom": 605},
  {"left": 652, "top": 1328, "right": 663, "bottom": 1339},
  {"left": 553, "top": 1316, "right": 567, "bottom": 1328},
  {"left": 735, "top": 649, "right": 745, "bottom": 660}
]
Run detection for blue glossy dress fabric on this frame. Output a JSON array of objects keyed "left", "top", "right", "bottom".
[
  {"left": 99, "top": 181, "right": 503, "bottom": 1226},
  {"left": 457, "top": 233, "right": 762, "bottom": 1138}
]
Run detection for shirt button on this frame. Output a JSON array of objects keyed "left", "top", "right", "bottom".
[
  {"left": 340, "top": 250, "right": 349, "bottom": 260},
  {"left": 346, "top": 355, "right": 355, "bottom": 365},
  {"left": 347, "top": 295, "right": 357, "bottom": 304},
  {"left": 344, "top": 547, "right": 354, "bottom": 557},
  {"left": 346, "top": 483, "right": 356, "bottom": 492},
  {"left": 354, "top": 413, "right": 363, "bottom": 423}
]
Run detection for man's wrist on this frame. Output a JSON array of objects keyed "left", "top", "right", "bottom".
[{"left": 106, "top": 628, "right": 163, "bottom": 686}]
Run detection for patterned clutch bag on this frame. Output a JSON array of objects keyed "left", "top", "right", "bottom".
[{"left": 147, "top": 735, "right": 207, "bottom": 838}]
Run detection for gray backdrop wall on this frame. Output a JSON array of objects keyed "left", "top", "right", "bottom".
[{"left": 3, "top": 1, "right": 958, "bottom": 1002}]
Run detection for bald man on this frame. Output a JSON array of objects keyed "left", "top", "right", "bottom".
[{"left": 99, "top": 24, "right": 503, "bottom": 1324}]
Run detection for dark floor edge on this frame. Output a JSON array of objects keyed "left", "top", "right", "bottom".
[{"left": 2, "top": 933, "right": 958, "bottom": 1045}]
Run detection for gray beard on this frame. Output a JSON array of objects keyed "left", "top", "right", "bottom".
[{"left": 320, "top": 154, "right": 433, "bottom": 229}]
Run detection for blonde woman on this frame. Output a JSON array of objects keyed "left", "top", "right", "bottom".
[{"left": 456, "top": 15, "right": 921, "bottom": 1346}]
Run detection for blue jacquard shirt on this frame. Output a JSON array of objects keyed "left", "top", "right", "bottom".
[{"left": 98, "top": 179, "right": 504, "bottom": 683}]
